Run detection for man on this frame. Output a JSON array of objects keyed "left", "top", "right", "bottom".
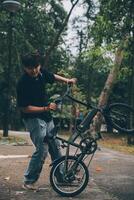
[{"left": 16, "top": 53, "right": 76, "bottom": 190}]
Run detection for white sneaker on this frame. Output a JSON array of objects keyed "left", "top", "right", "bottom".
[{"left": 22, "top": 183, "right": 38, "bottom": 191}]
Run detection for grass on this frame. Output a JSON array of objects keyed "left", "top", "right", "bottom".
[
  {"left": 99, "top": 132, "right": 134, "bottom": 155},
  {"left": 0, "top": 133, "right": 27, "bottom": 145},
  {"left": 59, "top": 131, "right": 134, "bottom": 155},
  {"left": 0, "top": 131, "right": 134, "bottom": 154}
]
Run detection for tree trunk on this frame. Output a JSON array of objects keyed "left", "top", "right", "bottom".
[
  {"left": 127, "top": 42, "right": 134, "bottom": 145},
  {"left": 94, "top": 47, "right": 124, "bottom": 133},
  {"left": 3, "top": 12, "right": 13, "bottom": 137}
]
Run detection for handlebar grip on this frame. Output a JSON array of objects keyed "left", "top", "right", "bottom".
[
  {"left": 54, "top": 99, "right": 62, "bottom": 104},
  {"left": 68, "top": 82, "right": 72, "bottom": 86},
  {"left": 54, "top": 97, "right": 62, "bottom": 110}
]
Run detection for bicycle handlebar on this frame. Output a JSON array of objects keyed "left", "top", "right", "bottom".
[
  {"left": 54, "top": 83, "right": 96, "bottom": 110},
  {"left": 66, "top": 95, "right": 90, "bottom": 108}
]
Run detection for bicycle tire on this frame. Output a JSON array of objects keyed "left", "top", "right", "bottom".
[
  {"left": 50, "top": 156, "right": 89, "bottom": 197},
  {"left": 107, "top": 103, "right": 134, "bottom": 133}
]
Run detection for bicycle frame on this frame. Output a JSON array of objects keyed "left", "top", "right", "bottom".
[
  {"left": 50, "top": 85, "right": 134, "bottom": 197},
  {"left": 53, "top": 109, "right": 103, "bottom": 173},
  {"left": 53, "top": 85, "right": 106, "bottom": 167}
]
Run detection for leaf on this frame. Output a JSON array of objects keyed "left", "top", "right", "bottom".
[
  {"left": 15, "top": 191, "right": 24, "bottom": 195},
  {"left": 4, "top": 176, "right": 10, "bottom": 181},
  {"left": 95, "top": 166, "right": 103, "bottom": 172}
]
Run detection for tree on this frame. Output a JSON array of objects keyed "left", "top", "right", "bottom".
[
  {"left": 0, "top": 0, "right": 82, "bottom": 135},
  {"left": 0, "top": 1, "right": 64, "bottom": 134},
  {"left": 90, "top": 0, "right": 134, "bottom": 140}
]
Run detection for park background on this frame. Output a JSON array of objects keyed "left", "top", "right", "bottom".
[{"left": 0, "top": 0, "right": 134, "bottom": 147}]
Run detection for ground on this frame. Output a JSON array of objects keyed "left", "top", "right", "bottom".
[{"left": 0, "top": 131, "right": 134, "bottom": 200}]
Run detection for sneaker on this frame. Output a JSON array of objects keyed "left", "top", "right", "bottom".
[{"left": 22, "top": 183, "right": 38, "bottom": 191}]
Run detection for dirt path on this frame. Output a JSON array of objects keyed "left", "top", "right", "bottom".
[{"left": 0, "top": 132, "right": 134, "bottom": 200}]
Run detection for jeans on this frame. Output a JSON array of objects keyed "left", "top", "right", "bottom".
[{"left": 23, "top": 118, "right": 62, "bottom": 184}]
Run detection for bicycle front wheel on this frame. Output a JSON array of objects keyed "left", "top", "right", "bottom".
[
  {"left": 108, "top": 103, "right": 134, "bottom": 133},
  {"left": 50, "top": 156, "right": 89, "bottom": 197}
]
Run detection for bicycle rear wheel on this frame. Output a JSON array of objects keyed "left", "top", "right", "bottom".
[
  {"left": 108, "top": 103, "right": 134, "bottom": 133},
  {"left": 50, "top": 156, "right": 89, "bottom": 197}
]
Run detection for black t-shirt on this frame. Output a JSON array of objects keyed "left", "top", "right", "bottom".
[{"left": 16, "top": 69, "right": 55, "bottom": 122}]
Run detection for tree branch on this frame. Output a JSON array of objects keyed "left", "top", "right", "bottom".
[{"left": 44, "top": 0, "right": 80, "bottom": 67}]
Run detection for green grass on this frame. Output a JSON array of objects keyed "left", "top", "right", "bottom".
[
  {"left": 99, "top": 132, "right": 134, "bottom": 155},
  {"left": 58, "top": 131, "right": 134, "bottom": 155},
  {"left": 0, "top": 133, "right": 27, "bottom": 145},
  {"left": 0, "top": 131, "right": 134, "bottom": 154}
]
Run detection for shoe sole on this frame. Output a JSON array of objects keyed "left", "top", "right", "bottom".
[{"left": 22, "top": 184, "right": 38, "bottom": 191}]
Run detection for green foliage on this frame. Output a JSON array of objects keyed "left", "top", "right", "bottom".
[
  {"left": 92, "top": 0, "right": 134, "bottom": 44},
  {"left": 0, "top": 0, "right": 70, "bottom": 130},
  {"left": 74, "top": 46, "right": 113, "bottom": 103},
  {"left": 0, "top": 0, "right": 133, "bottom": 131},
  {"left": 81, "top": 0, "right": 134, "bottom": 104}
]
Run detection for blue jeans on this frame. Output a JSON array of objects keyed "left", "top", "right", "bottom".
[{"left": 23, "top": 118, "right": 62, "bottom": 184}]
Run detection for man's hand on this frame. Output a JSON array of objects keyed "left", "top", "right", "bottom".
[
  {"left": 67, "top": 78, "right": 77, "bottom": 84},
  {"left": 54, "top": 74, "right": 77, "bottom": 84},
  {"left": 48, "top": 103, "right": 57, "bottom": 111}
]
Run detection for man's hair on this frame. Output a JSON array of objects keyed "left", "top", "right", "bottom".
[{"left": 21, "top": 53, "right": 41, "bottom": 69}]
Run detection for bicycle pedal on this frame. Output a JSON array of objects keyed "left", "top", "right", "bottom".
[
  {"left": 61, "top": 144, "right": 67, "bottom": 148},
  {"left": 97, "top": 146, "right": 101, "bottom": 151}
]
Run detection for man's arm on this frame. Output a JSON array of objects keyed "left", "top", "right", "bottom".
[
  {"left": 54, "top": 74, "right": 77, "bottom": 84},
  {"left": 20, "top": 103, "right": 57, "bottom": 113}
]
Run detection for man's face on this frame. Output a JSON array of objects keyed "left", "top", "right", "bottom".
[{"left": 24, "top": 65, "right": 41, "bottom": 77}]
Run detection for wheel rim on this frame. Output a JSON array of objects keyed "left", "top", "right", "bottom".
[
  {"left": 109, "top": 104, "right": 134, "bottom": 132},
  {"left": 52, "top": 158, "right": 87, "bottom": 195}
]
